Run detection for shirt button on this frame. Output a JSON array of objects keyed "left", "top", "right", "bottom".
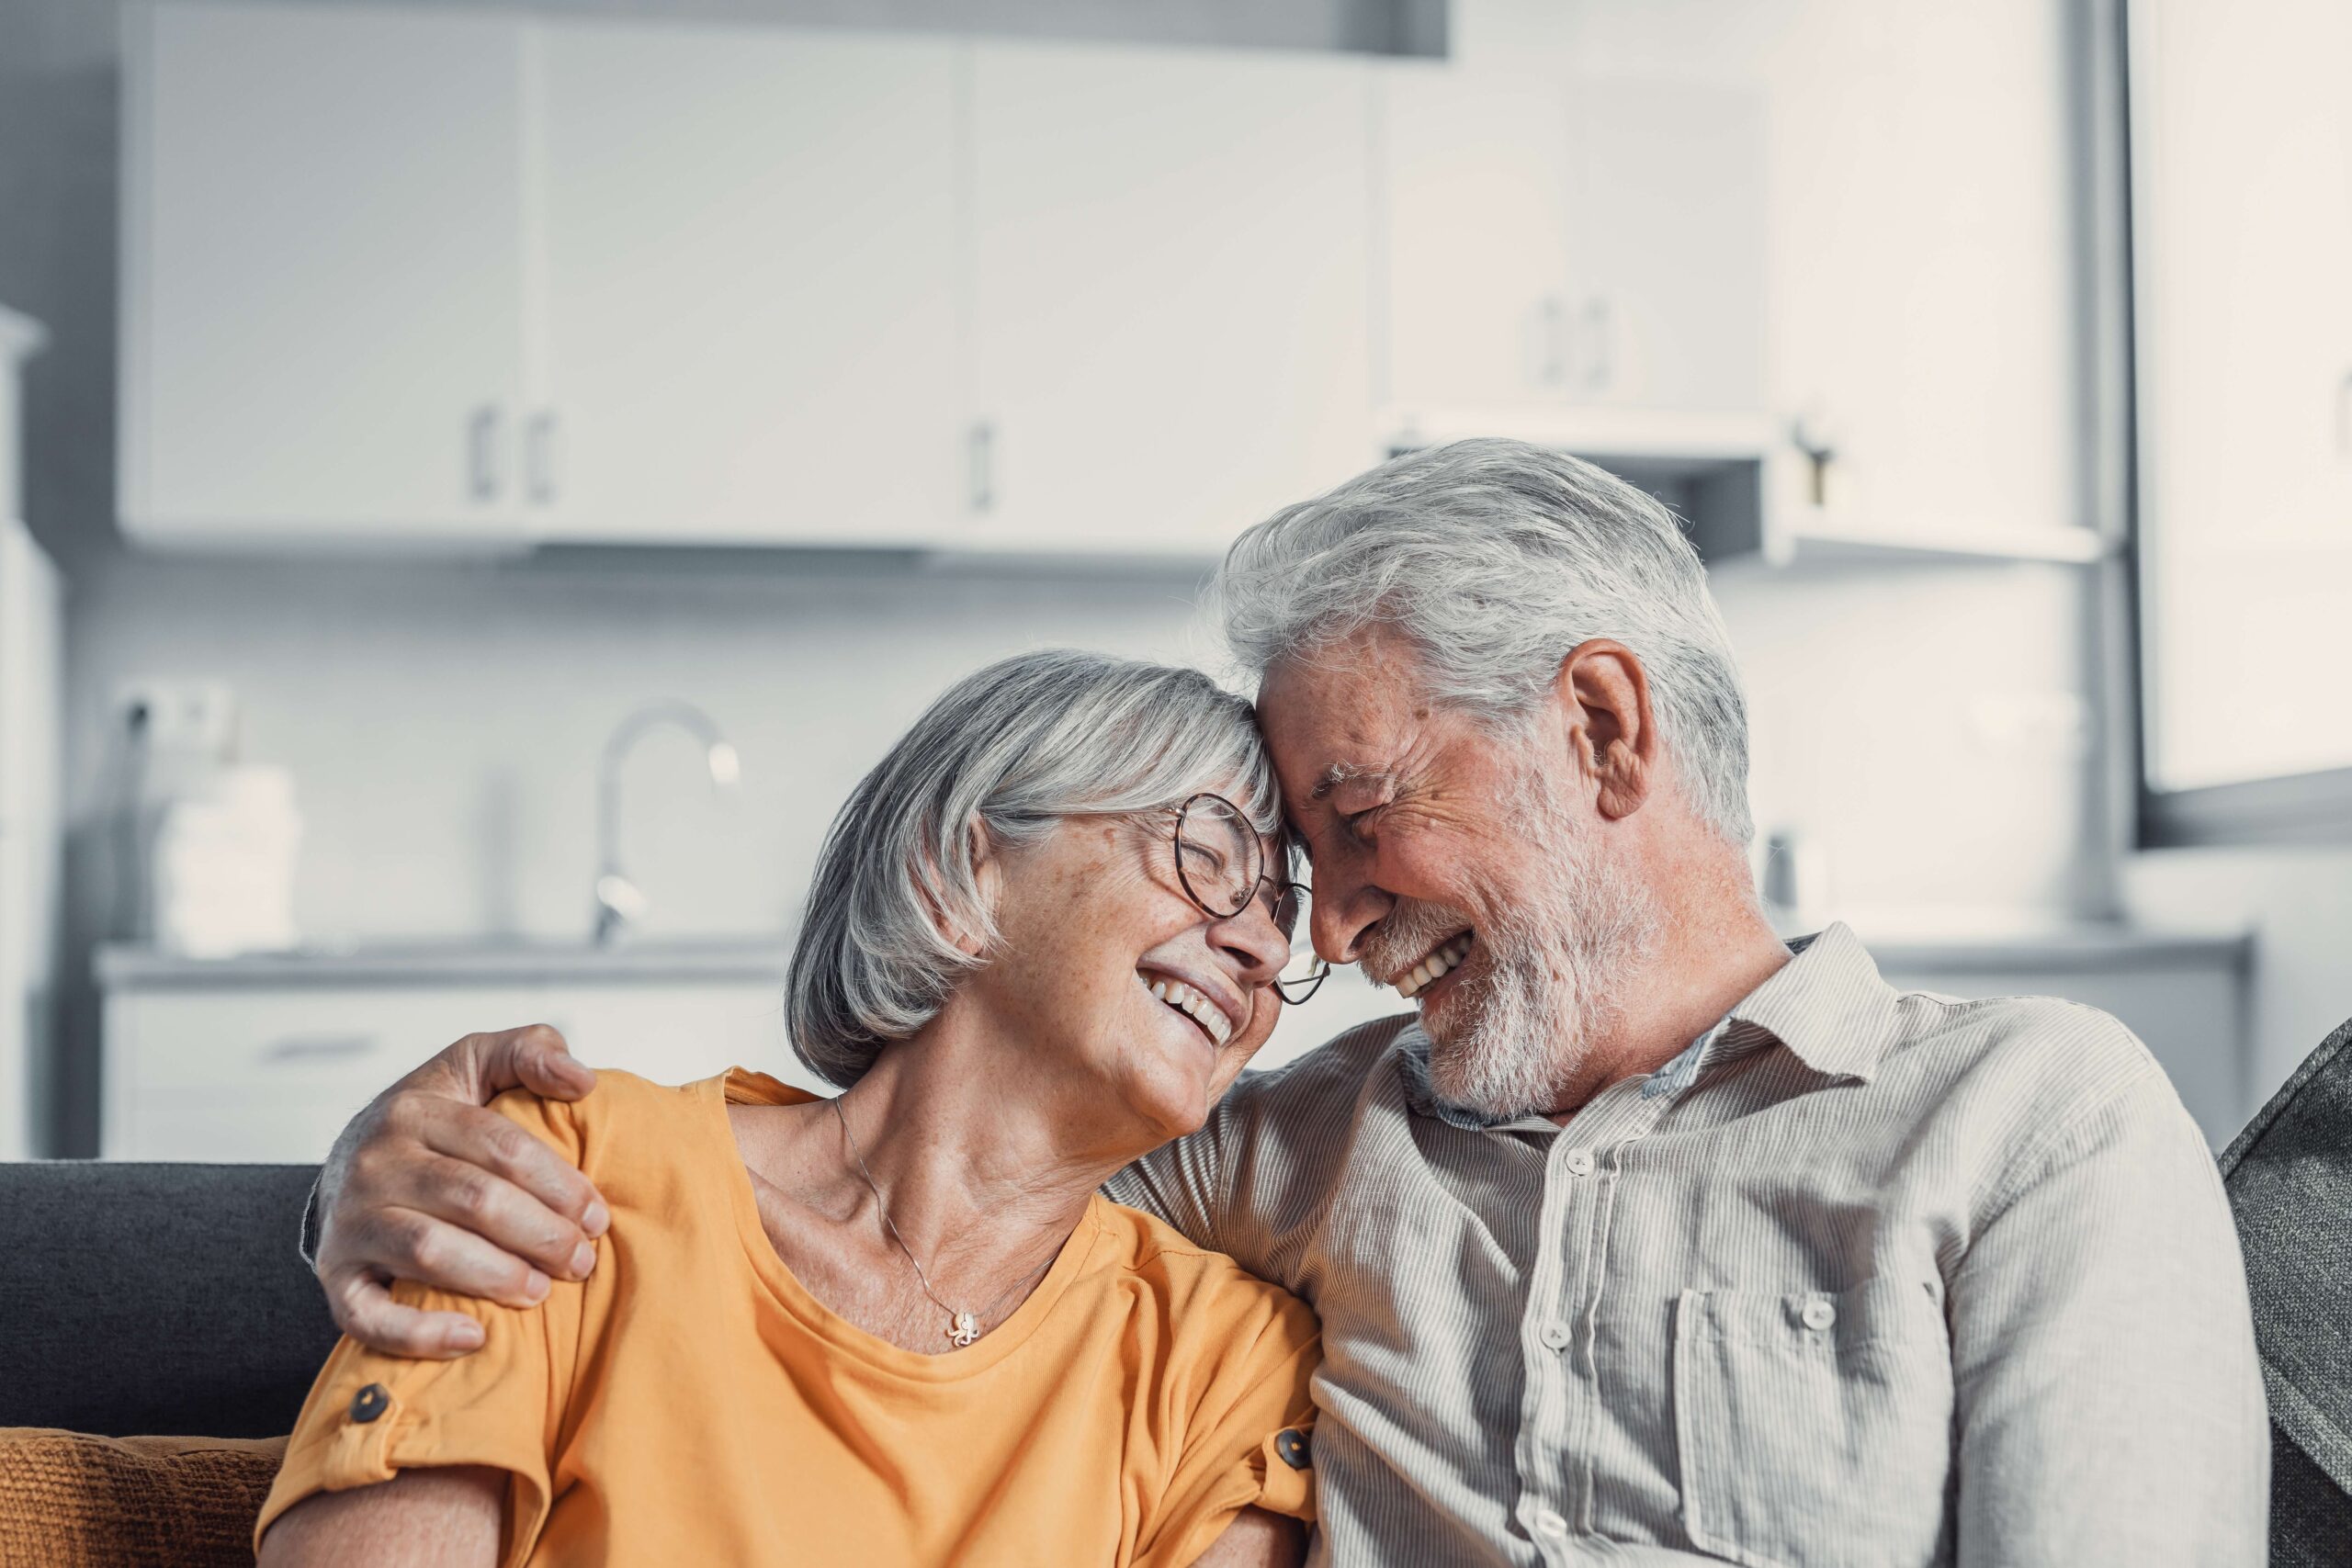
[
  {"left": 1533, "top": 1506, "right": 1569, "bottom": 1539},
  {"left": 1540, "top": 1321, "right": 1573, "bottom": 1351},
  {"left": 1801, "top": 1298, "right": 1838, "bottom": 1332},
  {"left": 1564, "top": 1149, "right": 1595, "bottom": 1177},
  {"left": 1274, "top": 1429, "right": 1312, "bottom": 1471},
  {"left": 348, "top": 1383, "right": 390, "bottom": 1424}
]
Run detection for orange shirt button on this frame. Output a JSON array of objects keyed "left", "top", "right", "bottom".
[
  {"left": 348, "top": 1383, "right": 391, "bottom": 1424},
  {"left": 1275, "top": 1429, "right": 1311, "bottom": 1471}
]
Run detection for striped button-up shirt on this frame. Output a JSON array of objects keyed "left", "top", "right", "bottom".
[{"left": 1107, "top": 923, "right": 2267, "bottom": 1566}]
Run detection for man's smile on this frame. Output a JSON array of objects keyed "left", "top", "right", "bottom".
[{"left": 1392, "top": 931, "right": 1475, "bottom": 999}]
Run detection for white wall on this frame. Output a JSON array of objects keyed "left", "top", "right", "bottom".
[{"left": 64, "top": 555, "right": 1226, "bottom": 947}]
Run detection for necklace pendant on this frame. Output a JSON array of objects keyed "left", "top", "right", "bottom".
[{"left": 947, "top": 1311, "right": 980, "bottom": 1348}]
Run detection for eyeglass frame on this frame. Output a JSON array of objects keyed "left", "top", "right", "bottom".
[{"left": 1167, "top": 792, "right": 1330, "bottom": 1005}]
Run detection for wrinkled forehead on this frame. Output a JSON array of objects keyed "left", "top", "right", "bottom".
[{"left": 1254, "top": 649, "right": 1426, "bottom": 785}]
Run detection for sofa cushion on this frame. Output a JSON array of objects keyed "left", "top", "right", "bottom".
[
  {"left": 0, "top": 1162, "right": 335, "bottom": 1436},
  {"left": 0, "top": 1429, "right": 286, "bottom": 1567},
  {"left": 2221, "top": 1015, "right": 2352, "bottom": 1495}
]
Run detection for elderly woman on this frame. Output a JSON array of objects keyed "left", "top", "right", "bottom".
[{"left": 255, "top": 650, "right": 1327, "bottom": 1568}]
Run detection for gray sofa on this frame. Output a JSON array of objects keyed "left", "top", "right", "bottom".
[
  {"left": 2223, "top": 1016, "right": 2352, "bottom": 1566},
  {"left": 0, "top": 1162, "right": 334, "bottom": 1437},
  {"left": 3, "top": 1023, "right": 2348, "bottom": 1562}
]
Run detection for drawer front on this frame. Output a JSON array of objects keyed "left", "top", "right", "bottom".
[
  {"left": 105, "top": 985, "right": 551, "bottom": 1159},
  {"left": 116, "top": 1089, "right": 376, "bottom": 1164}
]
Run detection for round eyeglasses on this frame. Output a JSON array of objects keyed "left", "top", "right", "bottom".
[{"left": 1170, "top": 793, "right": 1330, "bottom": 1005}]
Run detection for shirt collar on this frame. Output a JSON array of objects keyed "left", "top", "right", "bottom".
[
  {"left": 1719, "top": 921, "right": 1900, "bottom": 1085},
  {"left": 1392, "top": 920, "right": 1899, "bottom": 1126}
]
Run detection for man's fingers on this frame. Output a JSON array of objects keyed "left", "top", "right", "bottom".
[
  {"left": 512, "top": 1029, "right": 597, "bottom": 1100},
  {"left": 357, "top": 1204, "right": 562, "bottom": 1309},
  {"left": 391, "top": 1145, "right": 601, "bottom": 1283},
  {"left": 409, "top": 1094, "right": 607, "bottom": 1243},
  {"left": 327, "top": 1268, "right": 488, "bottom": 1360},
  {"left": 473, "top": 1022, "right": 594, "bottom": 1102}
]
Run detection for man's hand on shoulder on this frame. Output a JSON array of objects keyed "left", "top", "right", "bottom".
[{"left": 314, "top": 1023, "right": 610, "bottom": 1359}]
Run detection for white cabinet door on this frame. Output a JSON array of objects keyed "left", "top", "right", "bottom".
[
  {"left": 1380, "top": 69, "right": 1766, "bottom": 420},
  {"left": 122, "top": 3, "right": 530, "bottom": 546},
  {"left": 969, "top": 42, "right": 1377, "bottom": 552},
  {"left": 535, "top": 25, "right": 964, "bottom": 547},
  {"left": 1381, "top": 67, "right": 1579, "bottom": 411},
  {"left": 1572, "top": 81, "right": 1767, "bottom": 414}
]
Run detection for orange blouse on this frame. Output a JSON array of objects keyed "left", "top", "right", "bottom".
[{"left": 257, "top": 1069, "right": 1319, "bottom": 1567}]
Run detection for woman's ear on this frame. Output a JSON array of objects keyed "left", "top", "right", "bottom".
[
  {"left": 913, "top": 816, "right": 999, "bottom": 961},
  {"left": 959, "top": 818, "right": 1002, "bottom": 958}
]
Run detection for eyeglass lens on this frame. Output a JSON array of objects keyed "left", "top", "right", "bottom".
[
  {"left": 1175, "top": 795, "right": 1328, "bottom": 1002},
  {"left": 1175, "top": 795, "right": 1262, "bottom": 917}
]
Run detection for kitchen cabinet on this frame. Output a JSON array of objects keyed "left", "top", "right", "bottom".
[
  {"left": 1379, "top": 66, "right": 1766, "bottom": 423},
  {"left": 535, "top": 24, "right": 965, "bottom": 547},
  {"left": 1380, "top": 72, "right": 1578, "bottom": 415},
  {"left": 99, "top": 950, "right": 815, "bottom": 1161},
  {"left": 121, "top": 3, "right": 532, "bottom": 547},
  {"left": 119, "top": 6, "right": 1783, "bottom": 557},
  {"left": 967, "top": 42, "right": 1378, "bottom": 551}
]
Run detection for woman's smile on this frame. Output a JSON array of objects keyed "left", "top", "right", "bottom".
[{"left": 1137, "top": 967, "right": 1238, "bottom": 1048}]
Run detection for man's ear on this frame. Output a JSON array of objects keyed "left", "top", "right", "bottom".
[{"left": 1553, "top": 638, "right": 1655, "bottom": 821}]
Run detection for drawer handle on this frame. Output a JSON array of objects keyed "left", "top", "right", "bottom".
[{"left": 261, "top": 1033, "right": 378, "bottom": 1063}]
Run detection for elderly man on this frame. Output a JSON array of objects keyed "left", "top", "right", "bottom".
[{"left": 312, "top": 440, "right": 2266, "bottom": 1564}]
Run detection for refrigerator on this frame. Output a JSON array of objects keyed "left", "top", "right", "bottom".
[{"left": 0, "top": 306, "right": 60, "bottom": 1159}]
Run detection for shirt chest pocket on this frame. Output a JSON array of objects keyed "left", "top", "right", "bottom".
[{"left": 1672, "top": 1278, "right": 1954, "bottom": 1568}]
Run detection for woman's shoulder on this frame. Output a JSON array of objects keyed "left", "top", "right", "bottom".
[
  {"left": 486, "top": 1068, "right": 741, "bottom": 1183},
  {"left": 1089, "top": 1197, "right": 1317, "bottom": 1340}
]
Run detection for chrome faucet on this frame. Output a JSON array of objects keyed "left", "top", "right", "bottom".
[{"left": 593, "top": 700, "right": 741, "bottom": 945}]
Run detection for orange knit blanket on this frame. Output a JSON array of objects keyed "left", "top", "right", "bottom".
[{"left": 0, "top": 1429, "right": 287, "bottom": 1567}]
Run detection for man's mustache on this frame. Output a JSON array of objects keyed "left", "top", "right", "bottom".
[{"left": 1358, "top": 899, "right": 1477, "bottom": 987}]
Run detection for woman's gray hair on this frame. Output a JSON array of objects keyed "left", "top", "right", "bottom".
[
  {"left": 786, "top": 649, "right": 1279, "bottom": 1088},
  {"left": 1211, "top": 437, "right": 1753, "bottom": 844}
]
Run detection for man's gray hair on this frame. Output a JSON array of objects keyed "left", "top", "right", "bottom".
[
  {"left": 1213, "top": 437, "right": 1753, "bottom": 844},
  {"left": 786, "top": 648, "right": 1279, "bottom": 1088}
]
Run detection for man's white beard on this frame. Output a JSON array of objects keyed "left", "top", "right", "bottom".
[{"left": 1379, "top": 777, "right": 1662, "bottom": 1119}]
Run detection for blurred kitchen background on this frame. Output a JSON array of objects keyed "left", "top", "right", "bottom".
[{"left": 0, "top": 0, "right": 2344, "bottom": 1163}]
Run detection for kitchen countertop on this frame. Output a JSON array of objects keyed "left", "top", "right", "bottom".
[
  {"left": 96, "top": 938, "right": 789, "bottom": 990},
  {"left": 96, "top": 915, "right": 2248, "bottom": 992}
]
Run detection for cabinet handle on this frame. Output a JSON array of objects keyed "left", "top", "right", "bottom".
[
  {"left": 968, "top": 422, "right": 995, "bottom": 513},
  {"left": 2337, "top": 370, "right": 2352, "bottom": 458},
  {"left": 1541, "top": 296, "right": 1569, "bottom": 387},
  {"left": 526, "top": 410, "right": 561, "bottom": 504},
  {"left": 468, "top": 405, "right": 504, "bottom": 502},
  {"left": 1582, "top": 297, "right": 1614, "bottom": 392},
  {"left": 260, "top": 1033, "right": 377, "bottom": 1063}
]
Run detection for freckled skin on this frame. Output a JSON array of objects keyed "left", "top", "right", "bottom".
[{"left": 963, "top": 813, "right": 1292, "bottom": 1154}]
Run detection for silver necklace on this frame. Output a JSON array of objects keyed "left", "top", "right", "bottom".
[{"left": 831, "top": 1098, "right": 1057, "bottom": 1348}]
